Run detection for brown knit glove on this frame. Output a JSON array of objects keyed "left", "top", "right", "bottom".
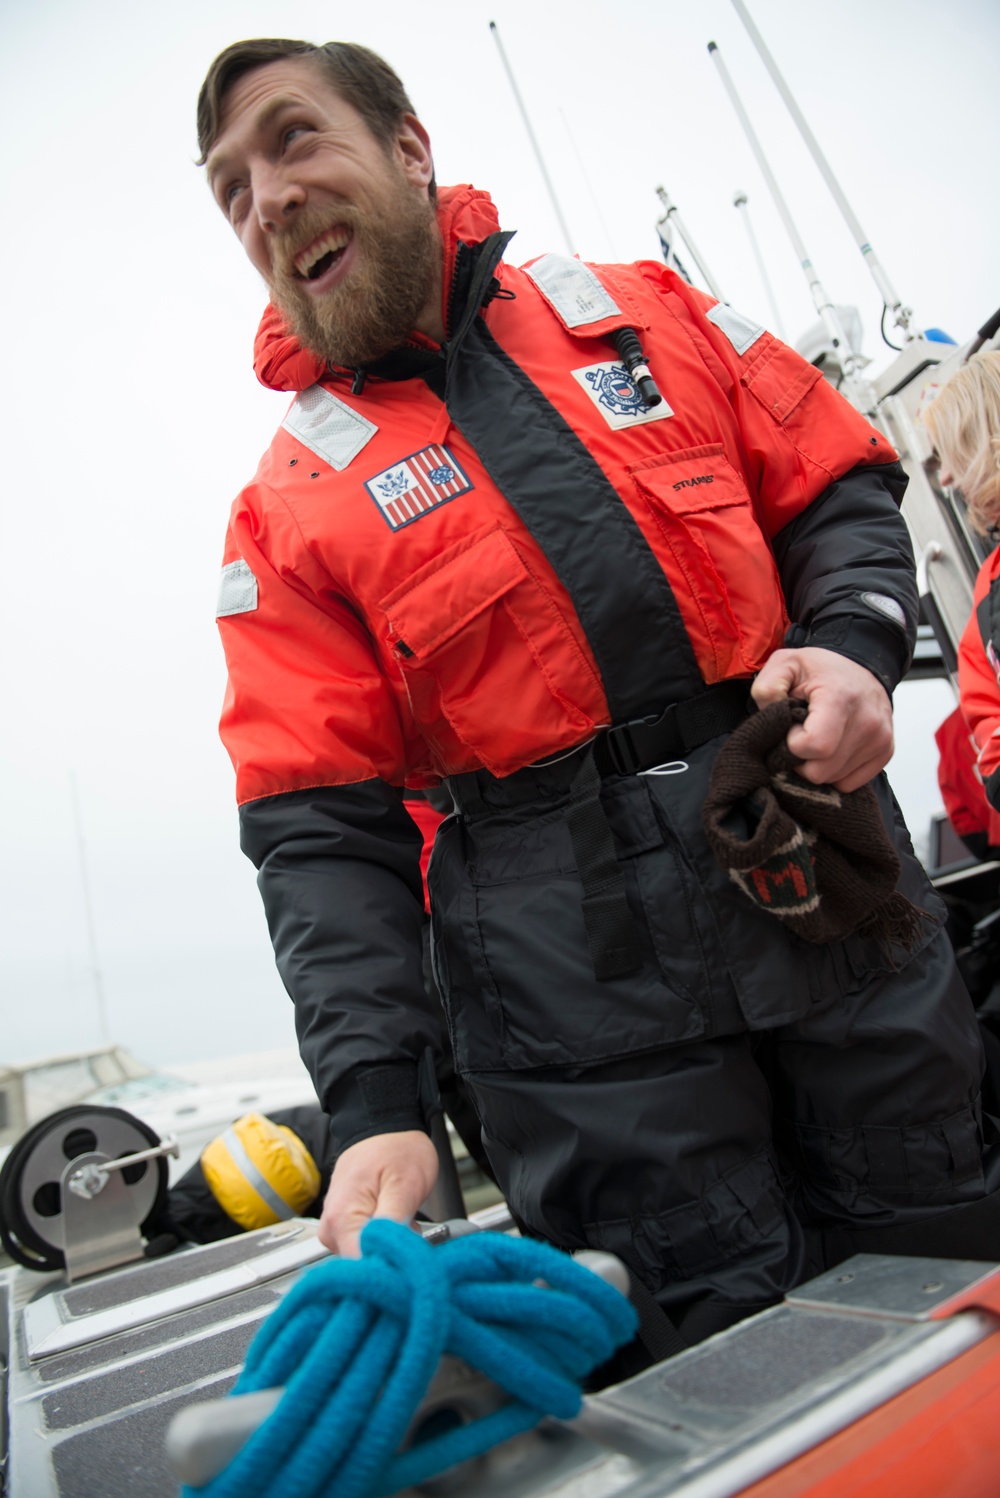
[{"left": 702, "top": 698, "right": 930, "bottom": 951}]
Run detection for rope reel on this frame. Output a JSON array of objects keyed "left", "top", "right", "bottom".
[{"left": 0, "top": 1104, "right": 168, "bottom": 1271}]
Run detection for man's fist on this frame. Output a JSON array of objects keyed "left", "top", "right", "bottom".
[
  {"left": 752, "top": 646, "right": 894, "bottom": 791},
  {"left": 318, "top": 1129, "right": 440, "bottom": 1256}
]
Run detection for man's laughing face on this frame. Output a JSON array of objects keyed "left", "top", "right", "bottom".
[{"left": 207, "top": 58, "right": 441, "bottom": 367}]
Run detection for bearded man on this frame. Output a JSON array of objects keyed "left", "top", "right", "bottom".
[{"left": 200, "top": 37, "right": 1000, "bottom": 1356}]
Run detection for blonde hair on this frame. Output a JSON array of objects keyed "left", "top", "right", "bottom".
[{"left": 922, "top": 351, "right": 1000, "bottom": 534}]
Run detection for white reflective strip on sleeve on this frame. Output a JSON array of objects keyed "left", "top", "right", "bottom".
[
  {"left": 221, "top": 1127, "right": 295, "bottom": 1221},
  {"left": 525, "top": 254, "right": 622, "bottom": 328},
  {"left": 282, "top": 385, "right": 378, "bottom": 471},
  {"left": 216, "top": 559, "right": 258, "bottom": 617},
  {"left": 705, "top": 302, "right": 767, "bottom": 356}
]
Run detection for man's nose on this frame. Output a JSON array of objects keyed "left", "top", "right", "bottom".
[{"left": 254, "top": 167, "right": 306, "bottom": 232}]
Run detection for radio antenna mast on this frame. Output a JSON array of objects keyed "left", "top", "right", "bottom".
[
  {"left": 708, "top": 41, "right": 875, "bottom": 412},
  {"left": 733, "top": 188, "right": 785, "bottom": 338},
  {"left": 69, "top": 771, "right": 112, "bottom": 1045},
  {"left": 730, "top": 0, "right": 914, "bottom": 344},
  {"left": 655, "top": 187, "right": 725, "bottom": 301},
  {"left": 489, "top": 21, "right": 575, "bottom": 257}
]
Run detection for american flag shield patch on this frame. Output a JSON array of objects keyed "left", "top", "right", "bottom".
[{"left": 364, "top": 445, "right": 472, "bottom": 530}]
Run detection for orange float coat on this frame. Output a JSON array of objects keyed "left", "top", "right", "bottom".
[{"left": 217, "top": 185, "right": 905, "bottom": 810}]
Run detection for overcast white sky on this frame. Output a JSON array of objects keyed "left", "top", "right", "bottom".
[{"left": 1, "top": 0, "right": 997, "bottom": 1069}]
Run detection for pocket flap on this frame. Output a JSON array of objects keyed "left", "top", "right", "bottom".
[
  {"left": 630, "top": 445, "right": 747, "bottom": 514},
  {"left": 379, "top": 525, "right": 528, "bottom": 658},
  {"left": 742, "top": 339, "right": 823, "bottom": 422}
]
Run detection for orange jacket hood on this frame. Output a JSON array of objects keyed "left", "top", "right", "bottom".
[{"left": 252, "top": 184, "right": 502, "bottom": 394}]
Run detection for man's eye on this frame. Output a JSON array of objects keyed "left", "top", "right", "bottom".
[
  {"left": 224, "top": 182, "right": 246, "bottom": 210},
  {"left": 283, "top": 125, "right": 309, "bottom": 148}
]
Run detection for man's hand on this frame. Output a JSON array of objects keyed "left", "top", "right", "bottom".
[
  {"left": 317, "top": 1129, "right": 439, "bottom": 1257},
  {"left": 751, "top": 646, "right": 894, "bottom": 791}
]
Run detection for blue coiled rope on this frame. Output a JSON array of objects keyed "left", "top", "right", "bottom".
[{"left": 183, "top": 1218, "right": 637, "bottom": 1498}]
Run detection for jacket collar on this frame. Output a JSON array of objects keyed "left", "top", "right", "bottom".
[{"left": 252, "top": 184, "right": 507, "bottom": 395}]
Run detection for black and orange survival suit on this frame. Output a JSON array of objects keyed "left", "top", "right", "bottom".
[{"left": 218, "top": 186, "right": 998, "bottom": 1343}]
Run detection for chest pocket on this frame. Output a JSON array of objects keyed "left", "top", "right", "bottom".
[
  {"left": 378, "top": 524, "right": 599, "bottom": 775},
  {"left": 629, "top": 443, "right": 787, "bottom": 678}
]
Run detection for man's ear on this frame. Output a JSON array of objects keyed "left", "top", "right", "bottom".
[{"left": 395, "top": 113, "right": 434, "bottom": 191}]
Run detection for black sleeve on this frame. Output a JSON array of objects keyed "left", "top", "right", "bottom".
[
  {"left": 985, "top": 766, "right": 1000, "bottom": 813},
  {"left": 239, "top": 782, "right": 445, "bottom": 1153},
  {"left": 771, "top": 460, "right": 917, "bottom": 695}
]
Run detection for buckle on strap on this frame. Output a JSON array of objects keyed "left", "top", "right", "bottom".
[
  {"left": 597, "top": 679, "right": 754, "bottom": 777},
  {"left": 601, "top": 711, "right": 680, "bottom": 777}
]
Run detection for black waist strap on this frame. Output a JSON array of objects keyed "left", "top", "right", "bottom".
[
  {"left": 593, "top": 677, "right": 754, "bottom": 777},
  {"left": 449, "top": 678, "right": 756, "bottom": 816}
]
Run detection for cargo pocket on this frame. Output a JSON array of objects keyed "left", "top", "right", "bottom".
[
  {"left": 629, "top": 445, "right": 786, "bottom": 678},
  {"left": 378, "top": 523, "right": 598, "bottom": 774},
  {"left": 434, "top": 776, "right": 710, "bottom": 1075},
  {"left": 583, "top": 1148, "right": 788, "bottom": 1293}
]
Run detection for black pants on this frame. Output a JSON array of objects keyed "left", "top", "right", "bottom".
[{"left": 431, "top": 738, "right": 997, "bottom": 1343}]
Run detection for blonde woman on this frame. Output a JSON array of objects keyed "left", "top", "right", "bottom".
[{"left": 924, "top": 351, "right": 1000, "bottom": 824}]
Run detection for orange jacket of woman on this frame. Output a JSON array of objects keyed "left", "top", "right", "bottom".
[{"left": 959, "top": 543, "right": 1000, "bottom": 809}]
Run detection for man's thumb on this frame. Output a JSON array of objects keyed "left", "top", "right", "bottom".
[
  {"left": 752, "top": 651, "right": 797, "bottom": 705},
  {"left": 372, "top": 1181, "right": 418, "bottom": 1224}
]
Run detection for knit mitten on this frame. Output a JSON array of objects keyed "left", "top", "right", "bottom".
[{"left": 702, "top": 698, "right": 929, "bottom": 951}]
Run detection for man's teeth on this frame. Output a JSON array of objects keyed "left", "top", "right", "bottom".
[{"left": 295, "top": 228, "right": 351, "bottom": 280}]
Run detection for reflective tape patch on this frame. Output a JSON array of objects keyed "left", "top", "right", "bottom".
[
  {"left": 572, "top": 361, "right": 674, "bottom": 430},
  {"left": 217, "top": 559, "right": 258, "bottom": 617},
  {"left": 860, "top": 591, "right": 907, "bottom": 629},
  {"left": 526, "top": 254, "right": 622, "bottom": 328},
  {"left": 705, "top": 302, "right": 766, "bottom": 356},
  {"left": 282, "top": 384, "right": 378, "bottom": 471}
]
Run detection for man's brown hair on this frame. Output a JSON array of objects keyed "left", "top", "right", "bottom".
[{"left": 196, "top": 38, "right": 422, "bottom": 165}]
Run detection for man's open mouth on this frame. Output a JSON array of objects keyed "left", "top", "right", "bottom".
[{"left": 293, "top": 227, "right": 352, "bottom": 282}]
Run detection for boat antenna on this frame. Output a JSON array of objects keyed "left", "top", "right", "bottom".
[
  {"left": 489, "top": 21, "right": 575, "bottom": 257},
  {"left": 560, "top": 107, "right": 619, "bottom": 261},
  {"left": 655, "top": 186, "right": 725, "bottom": 301},
  {"left": 707, "top": 41, "right": 875, "bottom": 412},
  {"left": 729, "top": 0, "right": 915, "bottom": 346},
  {"left": 69, "top": 770, "right": 112, "bottom": 1045},
  {"left": 654, "top": 193, "right": 691, "bottom": 284},
  {"left": 732, "top": 189, "right": 786, "bottom": 339}
]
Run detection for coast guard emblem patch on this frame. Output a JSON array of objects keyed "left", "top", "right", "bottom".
[
  {"left": 572, "top": 361, "right": 674, "bottom": 430},
  {"left": 364, "top": 445, "right": 472, "bottom": 530}
]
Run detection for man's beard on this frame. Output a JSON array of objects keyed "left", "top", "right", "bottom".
[{"left": 268, "top": 176, "right": 440, "bottom": 369}]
